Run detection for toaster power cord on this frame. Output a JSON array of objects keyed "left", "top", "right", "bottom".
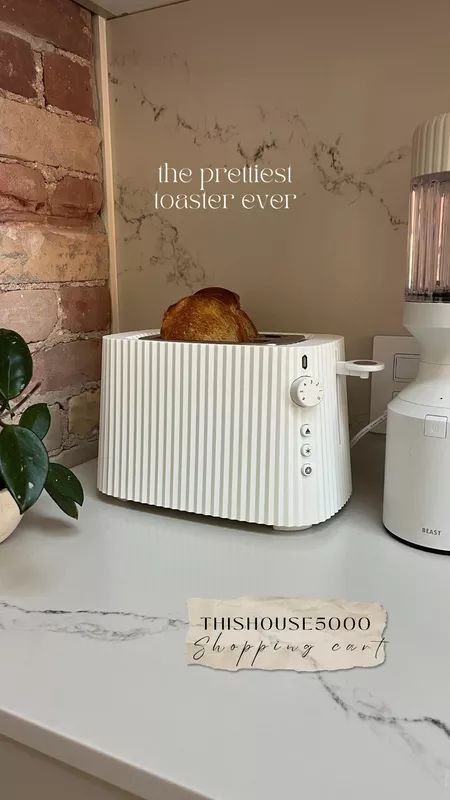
[{"left": 350, "top": 410, "right": 388, "bottom": 449}]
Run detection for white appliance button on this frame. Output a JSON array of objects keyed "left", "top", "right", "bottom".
[
  {"left": 300, "top": 424, "right": 312, "bottom": 437},
  {"left": 290, "top": 376, "right": 324, "bottom": 408},
  {"left": 424, "top": 414, "right": 448, "bottom": 439},
  {"left": 394, "top": 353, "right": 419, "bottom": 381},
  {"left": 301, "top": 444, "right": 312, "bottom": 456},
  {"left": 302, "top": 464, "right": 313, "bottom": 476}
]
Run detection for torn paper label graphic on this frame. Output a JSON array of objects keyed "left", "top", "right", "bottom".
[{"left": 186, "top": 597, "right": 387, "bottom": 672}]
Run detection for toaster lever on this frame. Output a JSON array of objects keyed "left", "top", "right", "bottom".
[{"left": 336, "top": 359, "right": 384, "bottom": 380}]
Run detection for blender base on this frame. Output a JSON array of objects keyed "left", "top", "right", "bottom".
[
  {"left": 383, "top": 389, "right": 450, "bottom": 553},
  {"left": 383, "top": 302, "right": 450, "bottom": 554},
  {"left": 383, "top": 524, "right": 450, "bottom": 555}
]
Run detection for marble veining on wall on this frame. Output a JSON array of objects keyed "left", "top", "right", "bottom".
[
  {"left": 111, "top": 81, "right": 407, "bottom": 286},
  {"left": 116, "top": 182, "right": 206, "bottom": 287},
  {"left": 108, "top": 0, "right": 450, "bottom": 426}
]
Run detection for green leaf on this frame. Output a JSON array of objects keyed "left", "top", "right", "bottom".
[
  {"left": 0, "top": 425, "right": 49, "bottom": 513},
  {"left": 0, "top": 329, "right": 33, "bottom": 400},
  {"left": 20, "top": 403, "right": 51, "bottom": 440},
  {"left": 47, "top": 491, "right": 79, "bottom": 519},
  {"left": 45, "top": 463, "right": 84, "bottom": 519},
  {"left": 46, "top": 463, "right": 84, "bottom": 505}
]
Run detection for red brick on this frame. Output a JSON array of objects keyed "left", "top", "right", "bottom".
[
  {"left": 55, "top": 440, "right": 98, "bottom": 466},
  {"left": 68, "top": 389, "right": 100, "bottom": 435},
  {"left": 0, "top": 0, "right": 92, "bottom": 60},
  {"left": 43, "top": 52, "right": 94, "bottom": 119},
  {"left": 0, "top": 162, "right": 46, "bottom": 220},
  {"left": 33, "top": 339, "right": 101, "bottom": 392},
  {"left": 0, "top": 225, "right": 109, "bottom": 283},
  {"left": 49, "top": 176, "right": 102, "bottom": 220},
  {"left": 0, "top": 98, "right": 101, "bottom": 173},
  {"left": 0, "top": 288, "right": 57, "bottom": 341},
  {"left": 0, "top": 31, "right": 36, "bottom": 98},
  {"left": 44, "top": 403, "right": 63, "bottom": 451},
  {"left": 60, "top": 285, "right": 111, "bottom": 333}
]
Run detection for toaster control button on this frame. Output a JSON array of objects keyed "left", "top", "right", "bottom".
[
  {"left": 300, "top": 424, "right": 312, "bottom": 437},
  {"left": 301, "top": 444, "right": 312, "bottom": 457},
  {"left": 302, "top": 463, "right": 313, "bottom": 476},
  {"left": 291, "top": 377, "right": 324, "bottom": 408}
]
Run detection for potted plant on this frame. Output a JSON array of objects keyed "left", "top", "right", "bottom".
[{"left": 0, "top": 329, "right": 83, "bottom": 542}]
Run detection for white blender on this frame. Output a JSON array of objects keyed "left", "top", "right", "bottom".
[{"left": 384, "top": 112, "right": 450, "bottom": 552}]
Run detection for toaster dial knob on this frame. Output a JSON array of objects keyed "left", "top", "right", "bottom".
[{"left": 290, "top": 377, "right": 324, "bottom": 407}]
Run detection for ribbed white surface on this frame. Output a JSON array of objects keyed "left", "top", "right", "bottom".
[
  {"left": 411, "top": 112, "right": 450, "bottom": 178},
  {"left": 97, "top": 332, "right": 352, "bottom": 528}
]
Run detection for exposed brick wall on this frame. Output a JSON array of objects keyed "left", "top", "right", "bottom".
[{"left": 0, "top": 0, "right": 110, "bottom": 465}]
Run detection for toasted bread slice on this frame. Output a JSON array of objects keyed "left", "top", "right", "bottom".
[
  {"left": 160, "top": 295, "right": 247, "bottom": 342},
  {"left": 194, "top": 287, "right": 241, "bottom": 308},
  {"left": 161, "top": 287, "right": 258, "bottom": 343},
  {"left": 194, "top": 287, "right": 258, "bottom": 338},
  {"left": 239, "top": 309, "right": 258, "bottom": 339}
]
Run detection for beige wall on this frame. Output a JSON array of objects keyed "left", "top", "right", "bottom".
[{"left": 107, "top": 0, "right": 450, "bottom": 427}]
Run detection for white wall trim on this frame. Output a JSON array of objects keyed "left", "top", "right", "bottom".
[
  {"left": 78, "top": 0, "right": 192, "bottom": 18},
  {"left": 94, "top": 15, "right": 120, "bottom": 333}
]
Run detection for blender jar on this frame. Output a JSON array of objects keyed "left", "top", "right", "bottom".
[{"left": 406, "top": 172, "right": 450, "bottom": 302}]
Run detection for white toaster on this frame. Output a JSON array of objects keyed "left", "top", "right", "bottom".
[{"left": 97, "top": 331, "right": 380, "bottom": 530}]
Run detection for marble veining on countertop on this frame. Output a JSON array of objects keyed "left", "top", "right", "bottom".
[{"left": 0, "top": 437, "right": 449, "bottom": 800}]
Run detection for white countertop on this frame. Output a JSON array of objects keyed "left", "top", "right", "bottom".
[{"left": 0, "top": 436, "right": 449, "bottom": 800}]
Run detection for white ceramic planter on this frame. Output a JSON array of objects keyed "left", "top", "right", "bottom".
[{"left": 0, "top": 488, "right": 21, "bottom": 543}]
